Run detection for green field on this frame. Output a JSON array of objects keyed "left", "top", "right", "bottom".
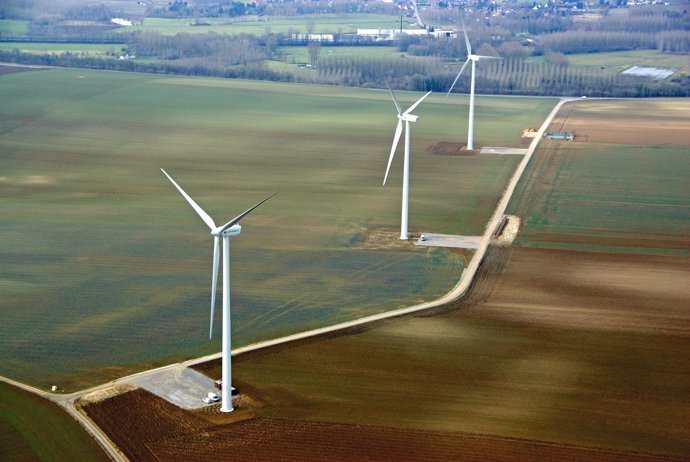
[
  {"left": 508, "top": 99, "right": 690, "bottom": 255},
  {"left": 277, "top": 45, "right": 401, "bottom": 64},
  {"left": 0, "top": 382, "right": 109, "bottom": 461},
  {"left": 102, "top": 0, "right": 146, "bottom": 15},
  {"left": 126, "top": 14, "right": 409, "bottom": 36},
  {"left": 0, "top": 68, "right": 555, "bottom": 389},
  {"left": 0, "top": 42, "right": 124, "bottom": 56},
  {"left": 0, "top": 20, "right": 29, "bottom": 37},
  {"left": 528, "top": 50, "right": 690, "bottom": 76}
]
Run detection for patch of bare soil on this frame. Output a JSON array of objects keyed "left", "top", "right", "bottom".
[
  {"left": 183, "top": 418, "right": 685, "bottom": 462},
  {"left": 492, "top": 215, "right": 520, "bottom": 246},
  {"left": 522, "top": 128, "right": 538, "bottom": 138},
  {"left": 351, "top": 228, "right": 420, "bottom": 249},
  {"left": 79, "top": 384, "right": 136, "bottom": 406},
  {"left": 479, "top": 247, "right": 690, "bottom": 334},
  {"left": 427, "top": 141, "right": 475, "bottom": 156},
  {"left": 82, "top": 388, "right": 213, "bottom": 461},
  {"left": 84, "top": 384, "right": 686, "bottom": 462}
]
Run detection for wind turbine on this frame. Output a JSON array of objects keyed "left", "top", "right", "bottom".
[
  {"left": 446, "top": 21, "right": 500, "bottom": 151},
  {"left": 161, "top": 168, "right": 276, "bottom": 413},
  {"left": 383, "top": 86, "right": 432, "bottom": 240}
]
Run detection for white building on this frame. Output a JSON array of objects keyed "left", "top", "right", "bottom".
[{"left": 357, "top": 28, "right": 456, "bottom": 40}]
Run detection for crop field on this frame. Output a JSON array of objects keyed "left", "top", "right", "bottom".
[
  {"left": 0, "top": 67, "right": 554, "bottom": 389},
  {"left": 0, "top": 382, "right": 109, "bottom": 461},
  {"left": 86, "top": 245, "right": 689, "bottom": 460},
  {"left": 0, "top": 20, "right": 29, "bottom": 37},
  {"left": 508, "top": 98, "right": 690, "bottom": 255},
  {"left": 84, "top": 390, "right": 686, "bottom": 462},
  {"left": 277, "top": 45, "right": 401, "bottom": 63},
  {"left": 101, "top": 0, "right": 146, "bottom": 15},
  {"left": 0, "top": 42, "right": 124, "bottom": 56},
  {"left": 528, "top": 50, "right": 690, "bottom": 76},
  {"left": 126, "top": 14, "right": 410, "bottom": 36},
  {"left": 191, "top": 248, "right": 689, "bottom": 458},
  {"left": 165, "top": 99, "right": 688, "bottom": 459}
]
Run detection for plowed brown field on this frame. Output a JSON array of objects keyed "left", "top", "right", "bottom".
[
  {"left": 83, "top": 388, "right": 685, "bottom": 462},
  {"left": 81, "top": 388, "right": 212, "bottom": 461},
  {"left": 551, "top": 99, "right": 690, "bottom": 147}
]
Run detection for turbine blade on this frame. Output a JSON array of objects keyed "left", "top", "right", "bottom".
[
  {"left": 462, "top": 20, "right": 472, "bottom": 55},
  {"left": 477, "top": 55, "right": 502, "bottom": 60},
  {"left": 383, "top": 119, "right": 403, "bottom": 186},
  {"left": 209, "top": 236, "right": 219, "bottom": 339},
  {"left": 403, "top": 91, "right": 432, "bottom": 116},
  {"left": 216, "top": 192, "right": 278, "bottom": 234},
  {"left": 161, "top": 168, "right": 216, "bottom": 230},
  {"left": 387, "top": 83, "right": 402, "bottom": 115},
  {"left": 445, "top": 59, "right": 470, "bottom": 98}
]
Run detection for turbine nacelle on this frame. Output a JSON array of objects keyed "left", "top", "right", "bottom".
[
  {"left": 213, "top": 224, "right": 241, "bottom": 237},
  {"left": 471, "top": 54, "right": 501, "bottom": 62},
  {"left": 399, "top": 113, "right": 419, "bottom": 123},
  {"left": 445, "top": 20, "right": 501, "bottom": 99}
]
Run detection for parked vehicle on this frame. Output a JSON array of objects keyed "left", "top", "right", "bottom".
[{"left": 202, "top": 392, "right": 221, "bottom": 404}]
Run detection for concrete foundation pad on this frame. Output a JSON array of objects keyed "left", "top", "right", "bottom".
[
  {"left": 124, "top": 365, "right": 220, "bottom": 410},
  {"left": 415, "top": 233, "right": 483, "bottom": 249}
]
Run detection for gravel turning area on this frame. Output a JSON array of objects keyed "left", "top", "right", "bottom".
[{"left": 124, "top": 366, "right": 220, "bottom": 410}]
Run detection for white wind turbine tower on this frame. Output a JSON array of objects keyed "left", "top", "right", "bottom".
[
  {"left": 383, "top": 86, "right": 432, "bottom": 240},
  {"left": 161, "top": 168, "right": 276, "bottom": 413},
  {"left": 446, "top": 21, "right": 500, "bottom": 151}
]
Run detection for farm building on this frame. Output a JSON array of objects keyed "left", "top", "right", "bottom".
[{"left": 357, "top": 28, "right": 456, "bottom": 40}]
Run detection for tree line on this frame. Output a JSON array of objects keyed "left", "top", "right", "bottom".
[
  {"left": 1, "top": 3, "right": 687, "bottom": 97},
  {"left": 3, "top": 41, "right": 686, "bottom": 97}
]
